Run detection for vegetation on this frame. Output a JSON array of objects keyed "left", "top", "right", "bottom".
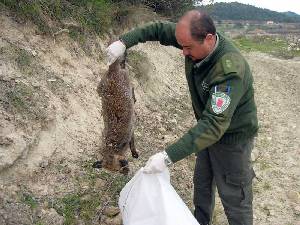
[
  {"left": 233, "top": 35, "right": 300, "bottom": 59},
  {"left": 47, "top": 161, "right": 130, "bottom": 224},
  {"left": 16, "top": 49, "right": 33, "bottom": 68},
  {"left": 111, "top": 0, "right": 197, "bottom": 18},
  {"left": 127, "top": 50, "right": 151, "bottom": 83},
  {"left": 1, "top": 80, "right": 48, "bottom": 122},
  {"left": 0, "top": 0, "right": 200, "bottom": 36},
  {"left": 198, "top": 2, "right": 300, "bottom": 23},
  {"left": 21, "top": 192, "right": 38, "bottom": 209},
  {"left": 0, "top": 0, "right": 114, "bottom": 35}
]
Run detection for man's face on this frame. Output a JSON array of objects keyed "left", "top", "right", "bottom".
[{"left": 175, "top": 23, "right": 214, "bottom": 61}]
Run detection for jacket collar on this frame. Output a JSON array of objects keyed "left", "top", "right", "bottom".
[{"left": 194, "top": 33, "right": 219, "bottom": 68}]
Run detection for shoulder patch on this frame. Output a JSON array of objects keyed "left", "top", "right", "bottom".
[
  {"left": 211, "top": 91, "right": 231, "bottom": 114},
  {"left": 221, "top": 53, "right": 245, "bottom": 76}
]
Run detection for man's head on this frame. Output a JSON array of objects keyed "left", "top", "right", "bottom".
[{"left": 175, "top": 10, "right": 216, "bottom": 61}]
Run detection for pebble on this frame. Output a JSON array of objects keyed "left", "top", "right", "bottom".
[
  {"left": 158, "top": 126, "right": 166, "bottom": 133},
  {"left": 39, "top": 208, "right": 64, "bottom": 225},
  {"left": 287, "top": 191, "right": 300, "bottom": 203},
  {"left": 294, "top": 205, "right": 300, "bottom": 215},
  {"left": 94, "top": 179, "right": 105, "bottom": 189},
  {"left": 39, "top": 160, "right": 49, "bottom": 168},
  {"left": 294, "top": 220, "right": 300, "bottom": 225},
  {"left": 103, "top": 206, "right": 120, "bottom": 217},
  {"left": 103, "top": 214, "right": 122, "bottom": 225},
  {"left": 0, "top": 136, "right": 13, "bottom": 146}
]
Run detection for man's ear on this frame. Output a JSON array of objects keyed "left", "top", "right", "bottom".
[{"left": 206, "top": 33, "right": 214, "bottom": 40}]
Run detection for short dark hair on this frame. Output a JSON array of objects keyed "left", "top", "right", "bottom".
[{"left": 190, "top": 10, "right": 216, "bottom": 42}]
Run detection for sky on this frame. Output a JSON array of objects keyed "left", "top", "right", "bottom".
[{"left": 201, "top": 0, "right": 300, "bottom": 15}]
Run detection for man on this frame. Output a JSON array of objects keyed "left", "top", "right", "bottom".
[{"left": 106, "top": 10, "right": 258, "bottom": 225}]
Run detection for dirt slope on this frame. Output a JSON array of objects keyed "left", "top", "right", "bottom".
[{"left": 0, "top": 12, "right": 299, "bottom": 225}]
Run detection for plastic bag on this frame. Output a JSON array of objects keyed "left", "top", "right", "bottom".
[{"left": 119, "top": 168, "right": 200, "bottom": 225}]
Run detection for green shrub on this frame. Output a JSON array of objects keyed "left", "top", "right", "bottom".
[
  {"left": 1, "top": 0, "right": 198, "bottom": 35},
  {"left": 0, "top": 0, "right": 114, "bottom": 35}
]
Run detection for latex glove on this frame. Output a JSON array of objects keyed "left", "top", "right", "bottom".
[
  {"left": 143, "top": 151, "right": 172, "bottom": 174},
  {"left": 105, "top": 40, "right": 126, "bottom": 65}
]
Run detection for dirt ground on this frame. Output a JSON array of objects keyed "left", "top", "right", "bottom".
[{"left": 0, "top": 12, "right": 299, "bottom": 225}]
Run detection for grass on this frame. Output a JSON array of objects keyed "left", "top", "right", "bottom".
[
  {"left": 5, "top": 83, "right": 33, "bottom": 111},
  {"left": 1, "top": 0, "right": 113, "bottom": 35},
  {"left": 55, "top": 194, "right": 82, "bottom": 225},
  {"left": 50, "top": 161, "right": 131, "bottom": 224},
  {"left": 262, "top": 181, "right": 272, "bottom": 190},
  {"left": 35, "top": 223, "right": 45, "bottom": 225},
  {"left": 233, "top": 35, "right": 300, "bottom": 59},
  {"left": 127, "top": 50, "right": 150, "bottom": 83},
  {"left": 2, "top": 82, "right": 48, "bottom": 122},
  {"left": 259, "top": 160, "right": 272, "bottom": 170},
  {"left": 0, "top": 0, "right": 137, "bottom": 37},
  {"left": 21, "top": 193, "right": 38, "bottom": 209},
  {"left": 16, "top": 49, "right": 33, "bottom": 68}
]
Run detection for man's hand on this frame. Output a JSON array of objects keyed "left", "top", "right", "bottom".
[
  {"left": 105, "top": 40, "right": 126, "bottom": 65},
  {"left": 143, "top": 151, "right": 172, "bottom": 174}
]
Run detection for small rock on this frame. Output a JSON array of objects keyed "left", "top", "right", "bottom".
[
  {"left": 274, "top": 76, "right": 280, "bottom": 81},
  {"left": 7, "top": 185, "right": 19, "bottom": 198},
  {"left": 94, "top": 179, "right": 105, "bottom": 189},
  {"left": 158, "top": 126, "right": 166, "bottom": 133},
  {"left": 47, "top": 79, "right": 57, "bottom": 82},
  {"left": 251, "top": 147, "right": 260, "bottom": 161},
  {"left": 155, "top": 115, "right": 162, "bottom": 121},
  {"left": 32, "top": 82, "right": 41, "bottom": 88},
  {"left": 61, "top": 20, "right": 81, "bottom": 29},
  {"left": 269, "top": 209, "right": 275, "bottom": 216},
  {"left": 287, "top": 191, "right": 300, "bottom": 203},
  {"left": 80, "top": 182, "right": 90, "bottom": 192},
  {"left": 162, "top": 134, "right": 177, "bottom": 143},
  {"left": 39, "top": 160, "right": 49, "bottom": 168},
  {"left": 0, "top": 136, "right": 13, "bottom": 146},
  {"left": 170, "top": 118, "right": 177, "bottom": 125},
  {"left": 40, "top": 208, "right": 64, "bottom": 225},
  {"left": 31, "top": 50, "right": 38, "bottom": 57},
  {"left": 294, "top": 205, "right": 300, "bottom": 215},
  {"left": 104, "top": 206, "right": 120, "bottom": 217},
  {"left": 103, "top": 213, "right": 122, "bottom": 225},
  {"left": 76, "top": 219, "right": 85, "bottom": 225}
]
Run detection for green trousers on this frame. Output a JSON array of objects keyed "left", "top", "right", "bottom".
[{"left": 193, "top": 139, "right": 255, "bottom": 225}]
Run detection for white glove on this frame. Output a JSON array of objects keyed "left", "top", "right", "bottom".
[
  {"left": 105, "top": 40, "right": 126, "bottom": 65},
  {"left": 143, "top": 151, "right": 172, "bottom": 174}
]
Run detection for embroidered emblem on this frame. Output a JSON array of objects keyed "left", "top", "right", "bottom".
[
  {"left": 211, "top": 92, "right": 231, "bottom": 114},
  {"left": 225, "top": 59, "right": 233, "bottom": 69},
  {"left": 202, "top": 81, "right": 209, "bottom": 92}
]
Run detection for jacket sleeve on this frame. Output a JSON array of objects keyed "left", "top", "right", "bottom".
[
  {"left": 120, "top": 21, "right": 181, "bottom": 49},
  {"left": 165, "top": 72, "right": 246, "bottom": 163}
]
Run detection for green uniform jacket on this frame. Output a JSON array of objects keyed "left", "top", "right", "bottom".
[{"left": 120, "top": 21, "right": 258, "bottom": 163}]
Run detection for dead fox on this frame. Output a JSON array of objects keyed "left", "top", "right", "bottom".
[{"left": 94, "top": 55, "right": 138, "bottom": 174}]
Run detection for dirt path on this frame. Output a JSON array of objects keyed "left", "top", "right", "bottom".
[
  {"left": 247, "top": 53, "right": 300, "bottom": 225},
  {"left": 211, "top": 52, "right": 300, "bottom": 225}
]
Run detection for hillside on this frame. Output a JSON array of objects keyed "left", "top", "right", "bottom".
[
  {"left": 198, "top": 2, "right": 300, "bottom": 23},
  {"left": 0, "top": 4, "right": 300, "bottom": 225}
]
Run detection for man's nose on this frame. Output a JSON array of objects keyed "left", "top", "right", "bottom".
[{"left": 182, "top": 48, "right": 189, "bottom": 56}]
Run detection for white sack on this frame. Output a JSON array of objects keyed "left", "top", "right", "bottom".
[{"left": 118, "top": 168, "right": 200, "bottom": 225}]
